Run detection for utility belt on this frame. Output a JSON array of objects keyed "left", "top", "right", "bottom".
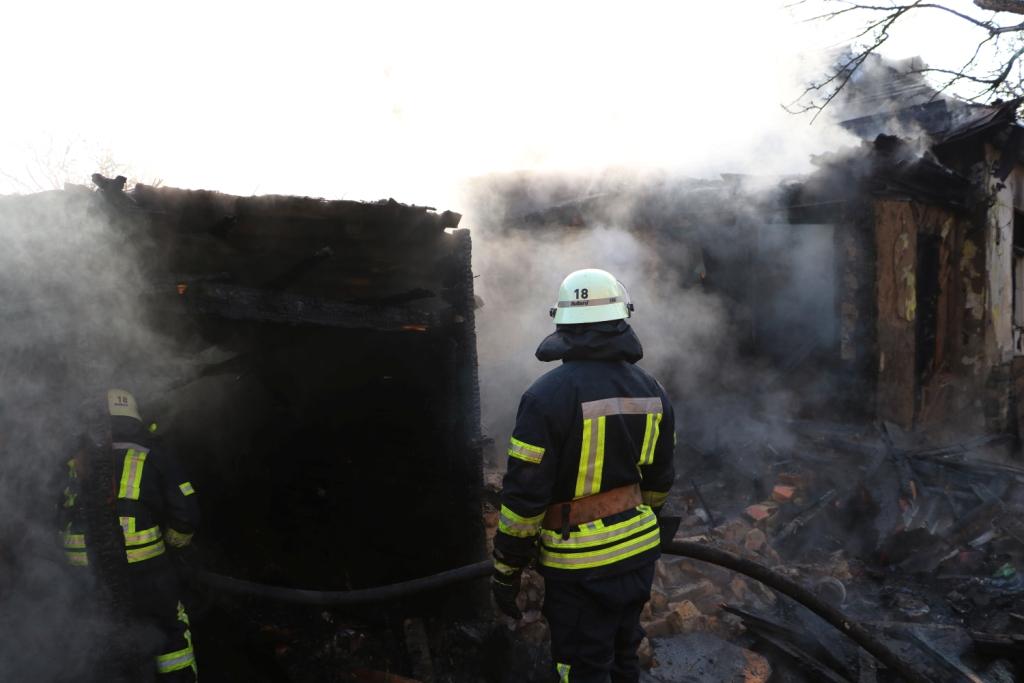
[{"left": 542, "top": 483, "right": 642, "bottom": 539}]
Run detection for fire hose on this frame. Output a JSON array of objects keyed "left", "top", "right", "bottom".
[{"left": 195, "top": 541, "right": 932, "bottom": 683}]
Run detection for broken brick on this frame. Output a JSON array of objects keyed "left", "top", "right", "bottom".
[
  {"left": 744, "top": 503, "right": 778, "bottom": 522},
  {"left": 744, "top": 528, "right": 767, "bottom": 553},
  {"left": 729, "top": 576, "right": 751, "bottom": 602},
  {"left": 638, "top": 637, "right": 654, "bottom": 669},
  {"left": 741, "top": 649, "right": 772, "bottom": 683},
  {"left": 642, "top": 616, "right": 674, "bottom": 638},
  {"left": 668, "top": 599, "right": 701, "bottom": 621},
  {"left": 715, "top": 518, "right": 753, "bottom": 543},
  {"left": 674, "top": 557, "right": 731, "bottom": 584},
  {"left": 667, "top": 578, "right": 716, "bottom": 604},
  {"left": 640, "top": 601, "right": 653, "bottom": 622},
  {"left": 649, "top": 590, "right": 669, "bottom": 614},
  {"left": 771, "top": 485, "right": 796, "bottom": 503}
]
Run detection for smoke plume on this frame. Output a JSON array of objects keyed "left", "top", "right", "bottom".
[{"left": 0, "top": 188, "right": 189, "bottom": 680}]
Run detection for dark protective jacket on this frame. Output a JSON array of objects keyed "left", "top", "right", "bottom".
[
  {"left": 494, "top": 320, "right": 676, "bottom": 580},
  {"left": 59, "top": 418, "right": 200, "bottom": 571}
]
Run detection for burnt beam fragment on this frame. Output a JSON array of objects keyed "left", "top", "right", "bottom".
[
  {"left": 909, "top": 629, "right": 986, "bottom": 683},
  {"left": 263, "top": 246, "right": 335, "bottom": 290},
  {"left": 184, "top": 282, "right": 442, "bottom": 332},
  {"left": 773, "top": 488, "right": 838, "bottom": 547},
  {"left": 722, "top": 605, "right": 853, "bottom": 683},
  {"left": 662, "top": 541, "right": 934, "bottom": 683}
]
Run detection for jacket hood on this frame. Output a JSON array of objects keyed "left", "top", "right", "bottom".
[
  {"left": 535, "top": 319, "right": 644, "bottom": 363},
  {"left": 110, "top": 415, "right": 145, "bottom": 442}
]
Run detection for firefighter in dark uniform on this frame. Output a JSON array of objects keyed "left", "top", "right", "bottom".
[
  {"left": 59, "top": 389, "right": 200, "bottom": 681},
  {"left": 492, "top": 268, "right": 676, "bottom": 683}
]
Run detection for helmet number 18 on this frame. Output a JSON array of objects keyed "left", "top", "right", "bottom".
[{"left": 574, "top": 288, "right": 589, "bottom": 300}]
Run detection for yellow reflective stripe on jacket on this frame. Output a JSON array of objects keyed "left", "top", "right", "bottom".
[
  {"left": 62, "top": 531, "right": 165, "bottom": 565},
  {"left": 581, "top": 396, "right": 662, "bottom": 419},
  {"left": 539, "top": 507, "right": 657, "bottom": 550},
  {"left": 540, "top": 526, "right": 661, "bottom": 570},
  {"left": 556, "top": 663, "right": 571, "bottom": 682},
  {"left": 574, "top": 416, "right": 606, "bottom": 498},
  {"left": 127, "top": 539, "right": 165, "bottom": 563},
  {"left": 123, "top": 526, "right": 162, "bottom": 547},
  {"left": 179, "top": 481, "right": 195, "bottom": 496},
  {"left": 508, "top": 437, "right": 545, "bottom": 464},
  {"left": 498, "top": 505, "right": 544, "bottom": 538},
  {"left": 66, "top": 550, "right": 89, "bottom": 566},
  {"left": 63, "top": 532, "right": 86, "bottom": 549},
  {"left": 638, "top": 412, "right": 663, "bottom": 466},
  {"left": 156, "top": 644, "right": 196, "bottom": 673},
  {"left": 117, "top": 449, "right": 148, "bottom": 500},
  {"left": 642, "top": 489, "right": 669, "bottom": 509},
  {"left": 63, "top": 459, "right": 79, "bottom": 508}
]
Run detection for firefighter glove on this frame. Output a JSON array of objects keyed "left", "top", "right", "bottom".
[{"left": 491, "top": 568, "right": 523, "bottom": 620}]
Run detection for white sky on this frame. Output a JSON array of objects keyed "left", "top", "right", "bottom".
[{"left": 0, "top": 1, "right": 1009, "bottom": 211}]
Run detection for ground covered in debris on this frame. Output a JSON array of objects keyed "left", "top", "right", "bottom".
[
  {"left": 183, "top": 419, "right": 1024, "bottom": 682},
  {"left": 477, "top": 421, "right": 1024, "bottom": 682}
]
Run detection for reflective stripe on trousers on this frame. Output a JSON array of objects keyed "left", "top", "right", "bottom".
[{"left": 156, "top": 601, "right": 197, "bottom": 677}]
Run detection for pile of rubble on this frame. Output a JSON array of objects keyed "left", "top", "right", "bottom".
[
  {"left": 484, "top": 420, "right": 1024, "bottom": 681},
  {"left": 645, "top": 421, "right": 1024, "bottom": 681}
]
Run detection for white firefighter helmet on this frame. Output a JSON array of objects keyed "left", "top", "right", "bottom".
[
  {"left": 549, "top": 268, "right": 634, "bottom": 324},
  {"left": 107, "top": 388, "right": 141, "bottom": 422}
]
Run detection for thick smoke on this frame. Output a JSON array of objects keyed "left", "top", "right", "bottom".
[
  {"left": 0, "top": 187, "right": 188, "bottom": 680},
  {"left": 464, "top": 173, "right": 839, "bottom": 474}
]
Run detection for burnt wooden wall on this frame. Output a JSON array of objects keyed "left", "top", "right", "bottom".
[
  {"left": 873, "top": 198, "right": 984, "bottom": 430},
  {"left": 875, "top": 200, "right": 919, "bottom": 428}
]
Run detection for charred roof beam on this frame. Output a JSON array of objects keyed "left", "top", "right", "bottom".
[{"left": 181, "top": 282, "right": 441, "bottom": 332}]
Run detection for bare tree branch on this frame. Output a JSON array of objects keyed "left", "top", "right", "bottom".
[
  {"left": 788, "top": 1, "right": 920, "bottom": 120},
  {"left": 791, "top": 0, "right": 1024, "bottom": 118},
  {"left": 807, "top": 2, "right": 1024, "bottom": 34}
]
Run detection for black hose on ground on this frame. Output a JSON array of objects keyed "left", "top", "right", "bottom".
[
  {"left": 660, "top": 540, "right": 932, "bottom": 683},
  {"left": 193, "top": 560, "right": 493, "bottom": 607},
  {"left": 194, "top": 542, "right": 931, "bottom": 683}
]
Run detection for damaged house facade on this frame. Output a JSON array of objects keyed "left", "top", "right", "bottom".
[
  {"left": 807, "top": 74, "right": 1024, "bottom": 435},
  {"left": 494, "top": 64, "right": 1024, "bottom": 445}
]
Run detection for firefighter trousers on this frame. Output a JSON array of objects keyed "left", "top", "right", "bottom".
[
  {"left": 542, "top": 561, "right": 655, "bottom": 683},
  {"left": 130, "top": 566, "right": 197, "bottom": 682}
]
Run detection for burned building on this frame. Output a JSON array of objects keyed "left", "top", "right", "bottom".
[
  {"left": 800, "top": 64, "right": 1024, "bottom": 435},
  {"left": 0, "top": 181, "right": 486, "bottom": 680}
]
